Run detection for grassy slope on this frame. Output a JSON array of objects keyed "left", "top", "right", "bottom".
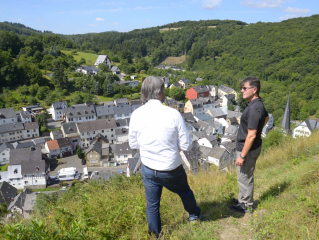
[
  {"left": 61, "top": 50, "right": 99, "bottom": 65},
  {"left": 1, "top": 132, "right": 319, "bottom": 239}
]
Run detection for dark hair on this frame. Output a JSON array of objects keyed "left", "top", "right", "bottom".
[
  {"left": 240, "top": 76, "right": 260, "bottom": 96},
  {"left": 141, "top": 76, "right": 164, "bottom": 102}
]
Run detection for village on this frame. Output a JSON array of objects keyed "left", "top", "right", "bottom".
[{"left": 0, "top": 55, "right": 318, "bottom": 218}]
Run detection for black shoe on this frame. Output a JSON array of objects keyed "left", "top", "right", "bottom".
[
  {"left": 232, "top": 198, "right": 239, "bottom": 204},
  {"left": 229, "top": 203, "right": 252, "bottom": 213}
]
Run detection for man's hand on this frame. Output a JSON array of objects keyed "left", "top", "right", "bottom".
[{"left": 235, "top": 156, "right": 244, "bottom": 166}]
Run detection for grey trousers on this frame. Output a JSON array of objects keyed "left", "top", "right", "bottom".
[{"left": 236, "top": 146, "right": 262, "bottom": 207}]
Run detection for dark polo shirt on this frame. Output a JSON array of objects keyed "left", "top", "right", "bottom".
[{"left": 236, "top": 97, "right": 268, "bottom": 151}]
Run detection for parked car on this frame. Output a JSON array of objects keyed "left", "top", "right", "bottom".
[{"left": 81, "top": 159, "right": 86, "bottom": 165}]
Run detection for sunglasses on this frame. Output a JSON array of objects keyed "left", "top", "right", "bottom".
[{"left": 241, "top": 87, "right": 254, "bottom": 91}]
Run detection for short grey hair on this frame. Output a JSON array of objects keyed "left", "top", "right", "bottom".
[{"left": 141, "top": 76, "right": 164, "bottom": 102}]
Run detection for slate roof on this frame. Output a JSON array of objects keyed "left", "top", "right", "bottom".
[
  {"left": 199, "top": 146, "right": 212, "bottom": 159},
  {"left": 116, "top": 118, "right": 130, "bottom": 128},
  {"left": 115, "top": 143, "right": 136, "bottom": 155},
  {"left": 104, "top": 101, "right": 115, "bottom": 107},
  {"left": 130, "top": 100, "right": 143, "bottom": 105},
  {"left": 114, "top": 98, "right": 129, "bottom": 105},
  {"left": 10, "top": 147, "right": 42, "bottom": 165},
  {"left": 95, "top": 105, "right": 114, "bottom": 117},
  {"left": 164, "top": 99, "right": 178, "bottom": 106},
  {"left": 209, "top": 146, "right": 227, "bottom": 159},
  {"left": 207, "top": 108, "right": 226, "bottom": 118},
  {"left": 0, "top": 108, "right": 16, "bottom": 119},
  {"left": 90, "top": 133, "right": 109, "bottom": 144},
  {"left": 111, "top": 66, "right": 120, "bottom": 72},
  {"left": 189, "top": 99, "right": 203, "bottom": 108},
  {"left": 180, "top": 78, "right": 191, "bottom": 83},
  {"left": 52, "top": 101, "right": 67, "bottom": 109},
  {"left": 0, "top": 181, "right": 17, "bottom": 206},
  {"left": 24, "top": 122, "right": 39, "bottom": 130},
  {"left": 17, "top": 111, "right": 31, "bottom": 119},
  {"left": 86, "top": 140, "right": 102, "bottom": 155},
  {"left": 20, "top": 158, "right": 47, "bottom": 175},
  {"left": 195, "top": 114, "right": 214, "bottom": 121},
  {"left": 0, "top": 142, "right": 14, "bottom": 153},
  {"left": 56, "top": 138, "right": 72, "bottom": 148},
  {"left": 113, "top": 105, "right": 132, "bottom": 115},
  {"left": 12, "top": 141, "right": 35, "bottom": 149},
  {"left": 8, "top": 189, "right": 26, "bottom": 210},
  {"left": 128, "top": 153, "right": 141, "bottom": 173},
  {"left": 220, "top": 142, "right": 236, "bottom": 153},
  {"left": 305, "top": 119, "right": 319, "bottom": 132},
  {"left": 225, "top": 125, "right": 238, "bottom": 135},
  {"left": 0, "top": 122, "right": 24, "bottom": 134},
  {"left": 172, "top": 83, "right": 181, "bottom": 87},
  {"left": 227, "top": 110, "right": 242, "bottom": 119},
  {"left": 181, "top": 112, "right": 196, "bottom": 123},
  {"left": 193, "top": 131, "right": 207, "bottom": 139},
  {"left": 228, "top": 117, "right": 239, "bottom": 125},
  {"left": 182, "top": 141, "right": 201, "bottom": 173},
  {"left": 94, "top": 55, "right": 108, "bottom": 65},
  {"left": 77, "top": 118, "right": 116, "bottom": 133},
  {"left": 225, "top": 94, "right": 235, "bottom": 100},
  {"left": 61, "top": 122, "right": 78, "bottom": 135},
  {"left": 115, "top": 128, "right": 128, "bottom": 136},
  {"left": 193, "top": 85, "right": 209, "bottom": 93},
  {"left": 196, "top": 77, "right": 203, "bottom": 81},
  {"left": 91, "top": 171, "right": 116, "bottom": 181},
  {"left": 62, "top": 105, "right": 96, "bottom": 118},
  {"left": 219, "top": 85, "right": 235, "bottom": 93}
]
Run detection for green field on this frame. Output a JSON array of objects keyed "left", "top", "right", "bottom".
[{"left": 61, "top": 50, "right": 99, "bottom": 65}]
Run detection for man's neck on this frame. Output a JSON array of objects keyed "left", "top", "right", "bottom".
[{"left": 247, "top": 95, "right": 259, "bottom": 103}]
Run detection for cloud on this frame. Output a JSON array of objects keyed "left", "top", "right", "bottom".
[
  {"left": 241, "top": 0, "right": 283, "bottom": 8},
  {"left": 88, "top": 24, "right": 98, "bottom": 26},
  {"left": 278, "top": 15, "right": 299, "bottom": 20},
  {"left": 112, "top": 22, "right": 120, "bottom": 25},
  {"left": 96, "top": 18, "right": 105, "bottom": 21},
  {"left": 284, "top": 7, "right": 311, "bottom": 14},
  {"left": 17, "top": 19, "right": 22, "bottom": 21},
  {"left": 202, "top": 0, "right": 222, "bottom": 9},
  {"left": 145, "top": 20, "right": 151, "bottom": 23},
  {"left": 109, "top": 7, "right": 124, "bottom": 12}
]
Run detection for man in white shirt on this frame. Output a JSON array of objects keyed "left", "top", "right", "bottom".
[{"left": 129, "top": 76, "right": 201, "bottom": 239}]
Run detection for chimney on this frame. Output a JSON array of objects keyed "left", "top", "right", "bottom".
[{"left": 11, "top": 198, "right": 14, "bottom": 202}]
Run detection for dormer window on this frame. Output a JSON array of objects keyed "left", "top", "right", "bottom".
[
  {"left": 85, "top": 111, "right": 88, "bottom": 114},
  {"left": 77, "top": 111, "right": 81, "bottom": 115},
  {"left": 91, "top": 110, "right": 95, "bottom": 113},
  {"left": 14, "top": 169, "right": 18, "bottom": 174},
  {"left": 35, "top": 166, "right": 39, "bottom": 171}
]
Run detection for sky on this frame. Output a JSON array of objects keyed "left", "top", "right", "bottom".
[{"left": 0, "top": 0, "right": 317, "bottom": 34}]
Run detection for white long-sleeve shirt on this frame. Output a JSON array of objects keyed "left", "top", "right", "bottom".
[{"left": 129, "top": 99, "right": 193, "bottom": 171}]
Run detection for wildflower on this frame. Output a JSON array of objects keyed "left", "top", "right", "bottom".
[
  {"left": 63, "top": 228, "right": 65, "bottom": 230},
  {"left": 255, "top": 215, "right": 257, "bottom": 217},
  {"left": 49, "top": 215, "right": 51, "bottom": 219},
  {"left": 29, "top": 232, "right": 31, "bottom": 234},
  {"left": 61, "top": 220, "right": 64, "bottom": 224}
]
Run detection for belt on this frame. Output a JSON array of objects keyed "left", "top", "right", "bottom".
[{"left": 144, "top": 164, "right": 181, "bottom": 173}]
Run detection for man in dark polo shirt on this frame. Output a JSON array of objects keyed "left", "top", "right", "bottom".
[{"left": 230, "top": 76, "right": 269, "bottom": 213}]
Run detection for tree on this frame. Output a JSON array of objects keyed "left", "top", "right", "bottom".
[
  {"left": 169, "top": 87, "right": 185, "bottom": 101},
  {"left": 76, "top": 146, "right": 84, "bottom": 159},
  {"left": 28, "top": 96, "right": 37, "bottom": 105},
  {"left": 51, "top": 61, "right": 68, "bottom": 89},
  {"left": 94, "top": 81, "right": 102, "bottom": 95},
  {"left": 35, "top": 113, "right": 47, "bottom": 129},
  {"left": 104, "top": 82, "right": 114, "bottom": 96},
  {"left": 73, "top": 93, "right": 84, "bottom": 104},
  {"left": 98, "top": 63, "right": 108, "bottom": 72},
  {"left": 237, "top": 93, "right": 248, "bottom": 112},
  {"left": 79, "top": 58, "right": 86, "bottom": 65},
  {"left": 36, "top": 86, "right": 49, "bottom": 100},
  {"left": 228, "top": 103, "right": 235, "bottom": 111}
]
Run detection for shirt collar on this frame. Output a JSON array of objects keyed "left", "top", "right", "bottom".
[
  {"left": 146, "top": 99, "right": 163, "bottom": 105},
  {"left": 248, "top": 97, "right": 261, "bottom": 106}
]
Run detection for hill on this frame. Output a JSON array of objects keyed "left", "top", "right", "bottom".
[
  {"left": 0, "top": 21, "right": 54, "bottom": 36},
  {"left": 1, "top": 131, "right": 319, "bottom": 239}
]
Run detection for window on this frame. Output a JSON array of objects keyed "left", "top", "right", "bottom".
[
  {"left": 27, "top": 130, "right": 30, "bottom": 133},
  {"left": 14, "top": 169, "right": 18, "bottom": 174},
  {"left": 102, "top": 130, "right": 104, "bottom": 133},
  {"left": 25, "top": 181, "right": 28, "bottom": 184},
  {"left": 82, "top": 133, "right": 84, "bottom": 136},
  {"left": 93, "top": 131, "right": 95, "bottom": 134},
  {"left": 118, "top": 155, "right": 120, "bottom": 158},
  {"left": 3, "top": 158, "right": 6, "bottom": 161},
  {"left": 2, "top": 153, "right": 4, "bottom": 156},
  {"left": 111, "top": 129, "right": 113, "bottom": 132},
  {"left": 111, "top": 134, "right": 113, "bottom": 137},
  {"left": 79, "top": 117, "right": 81, "bottom": 120},
  {"left": 35, "top": 180, "right": 37, "bottom": 183},
  {"left": 124, "top": 155, "right": 128, "bottom": 158},
  {"left": 72, "top": 140, "right": 77, "bottom": 143},
  {"left": 92, "top": 160, "right": 96, "bottom": 163},
  {"left": 87, "top": 132, "right": 89, "bottom": 135},
  {"left": 12, "top": 119, "right": 14, "bottom": 121}
]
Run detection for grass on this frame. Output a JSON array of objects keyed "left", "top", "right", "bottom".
[
  {"left": 1, "top": 131, "right": 319, "bottom": 239},
  {"left": 0, "top": 163, "right": 8, "bottom": 171},
  {"left": 161, "top": 55, "right": 186, "bottom": 65},
  {"left": 61, "top": 50, "right": 99, "bottom": 65}
]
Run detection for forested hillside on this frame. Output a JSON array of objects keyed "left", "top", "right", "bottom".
[{"left": 1, "top": 15, "right": 319, "bottom": 124}]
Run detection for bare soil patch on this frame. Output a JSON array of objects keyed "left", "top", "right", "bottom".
[{"left": 161, "top": 55, "right": 186, "bottom": 65}]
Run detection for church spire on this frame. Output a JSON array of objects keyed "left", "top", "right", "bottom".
[{"left": 281, "top": 95, "right": 290, "bottom": 132}]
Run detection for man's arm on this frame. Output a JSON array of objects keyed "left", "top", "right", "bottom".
[
  {"left": 177, "top": 113, "right": 193, "bottom": 151},
  {"left": 235, "top": 128, "right": 257, "bottom": 166}
]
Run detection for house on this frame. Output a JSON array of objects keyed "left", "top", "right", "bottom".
[
  {"left": 16, "top": 111, "right": 32, "bottom": 123},
  {"left": 198, "top": 119, "right": 224, "bottom": 135},
  {"left": 184, "top": 99, "right": 204, "bottom": 116},
  {"left": 131, "top": 100, "right": 143, "bottom": 112},
  {"left": 86, "top": 141, "right": 102, "bottom": 167},
  {"left": 62, "top": 104, "right": 96, "bottom": 123},
  {"left": 206, "top": 85, "right": 218, "bottom": 98},
  {"left": 0, "top": 181, "right": 17, "bottom": 207},
  {"left": 45, "top": 138, "right": 73, "bottom": 159},
  {"left": 227, "top": 117, "right": 239, "bottom": 126},
  {"left": 23, "top": 122, "right": 39, "bottom": 139},
  {"left": 196, "top": 77, "right": 203, "bottom": 82},
  {"left": 226, "top": 111, "right": 242, "bottom": 124},
  {"left": 94, "top": 55, "right": 111, "bottom": 69},
  {"left": 169, "top": 83, "right": 182, "bottom": 89},
  {"left": 61, "top": 122, "right": 80, "bottom": 150},
  {"left": 221, "top": 94, "right": 235, "bottom": 107},
  {"left": 48, "top": 101, "right": 68, "bottom": 121},
  {"left": 293, "top": 119, "right": 319, "bottom": 138},
  {"left": 32, "top": 138, "right": 47, "bottom": 149},
  {"left": 21, "top": 103, "right": 43, "bottom": 113},
  {"left": 77, "top": 118, "right": 117, "bottom": 147},
  {"left": 177, "top": 102, "right": 184, "bottom": 113},
  {"left": 155, "top": 76, "right": 170, "bottom": 88},
  {"left": 163, "top": 99, "right": 179, "bottom": 111},
  {"left": 0, "top": 142, "right": 14, "bottom": 165},
  {"left": 218, "top": 85, "right": 237, "bottom": 100},
  {"left": 127, "top": 153, "right": 141, "bottom": 177},
  {"left": 116, "top": 128, "right": 128, "bottom": 143},
  {"left": 194, "top": 114, "right": 214, "bottom": 122},
  {"left": 186, "top": 86, "right": 210, "bottom": 100},
  {"left": 114, "top": 98, "right": 129, "bottom": 106},
  {"left": 95, "top": 105, "right": 115, "bottom": 119},
  {"left": 197, "top": 135, "right": 219, "bottom": 149},
  {"left": 198, "top": 97, "right": 216, "bottom": 111},
  {"left": 111, "top": 66, "right": 121, "bottom": 74},
  {"left": 178, "top": 78, "right": 191, "bottom": 89},
  {"left": 0, "top": 108, "right": 18, "bottom": 125},
  {"left": 180, "top": 142, "right": 201, "bottom": 173},
  {"left": 181, "top": 112, "right": 196, "bottom": 123},
  {"left": 206, "top": 107, "right": 227, "bottom": 119},
  {"left": 113, "top": 105, "right": 132, "bottom": 120},
  {"left": 50, "top": 130, "right": 63, "bottom": 140},
  {"left": 75, "top": 66, "right": 101, "bottom": 75},
  {"left": 0, "top": 122, "right": 25, "bottom": 143},
  {"left": 12, "top": 141, "right": 35, "bottom": 149},
  {"left": 114, "top": 143, "right": 137, "bottom": 165},
  {"left": 118, "top": 80, "right": 139, "bottom": 88},
  {"left": 115, "top": 118, "right": 130, "bottom": 129}
]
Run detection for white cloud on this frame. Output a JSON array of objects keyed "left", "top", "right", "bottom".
[
  {"left": 96, "top": 18, "right": 105, "bottom": 21},
  {"left": 17, "top": 19, "right": 22, "bottom": 21},
  {"left": 241, "top": 0, "right": 283, "bottom": 8},
  {"left": 112, "top": 22, "right": 120, "bottom": 25},
  {"left": 88, "top": 24, "right": 98, "bottom": 26},
  {"left": 202, "top": 0, "right": 222, "bottom": 9},
  {"left": 278, "top": 14, "right": 298, "bottom": 20},
  {"left": 284, "top": 7, "right": 311, "bottom": 14}
]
